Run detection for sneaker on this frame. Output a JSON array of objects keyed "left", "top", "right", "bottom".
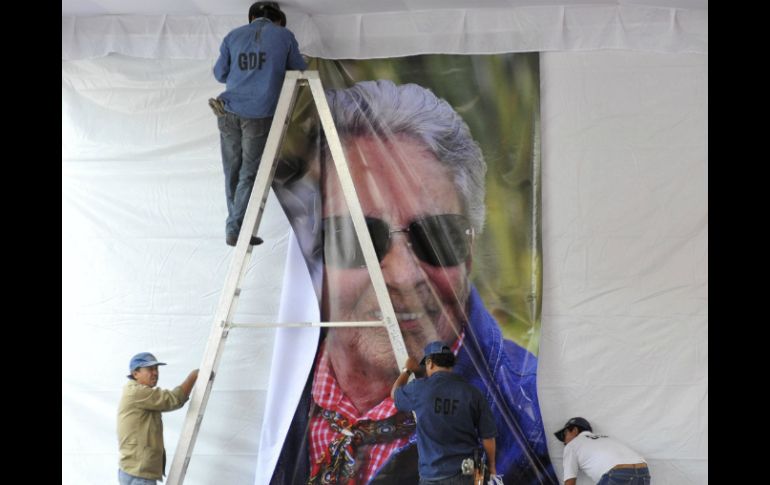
[
  {"left": 208, "top": 98, "right": 226, "bottom": 117},
  {"left": 226, "top": 234, "right": 264, "bottom": 246}
]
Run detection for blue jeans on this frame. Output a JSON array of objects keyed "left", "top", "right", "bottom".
[
  {"left": 218, "top": 112, "right": 272, "bottom": 238},
  {"left": 597, "top": 466, "right": 651, "bottom": 485},
  {"left": 118, "top": 469, "right": 156, "bottom": 485},
  {"left": 419, "top": 472, "right": 474, "bottom": 485}
]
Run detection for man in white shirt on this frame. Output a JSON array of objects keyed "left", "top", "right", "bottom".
[{"left": 554, "top": 417, "right": 650, "bottom": 485}]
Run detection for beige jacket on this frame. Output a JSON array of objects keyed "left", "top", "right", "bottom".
[{"left": 117, "top": 380, "right": 188, "bottom": 480}]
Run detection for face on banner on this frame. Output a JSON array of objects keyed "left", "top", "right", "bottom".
[
  {"left": 271, "top": 54, "right": 557, "bottom": 485},
  {"left": 321, "top": 134, "right": 472, "bottom": 378}
]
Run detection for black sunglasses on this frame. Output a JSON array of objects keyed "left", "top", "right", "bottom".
[{"left": 322, "top": 214, "right": 474, "bottom": 268}]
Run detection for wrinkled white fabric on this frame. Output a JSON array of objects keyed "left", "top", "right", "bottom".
[
  {"left": 62, "top": 5, "right": 706, "bottom": 61},
  {"left": 62, "top": 49, "right": 706, "bottom": 485}
]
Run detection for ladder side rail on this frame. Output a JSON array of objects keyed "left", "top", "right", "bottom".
[
  {"left": 306, "top": 73, "right": 409, "bottom": 371},
  {"left": 166, "top": 72, "right": 303, "bottom": 485}
]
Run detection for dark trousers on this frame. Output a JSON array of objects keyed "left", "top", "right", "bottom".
[
  {"left": 218, "top": 112, "right": 272, "bottom": 237},
  {"left": 597, "top": 466, "right": 651, "bottom": 485}
]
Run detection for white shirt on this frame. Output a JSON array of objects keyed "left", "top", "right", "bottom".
[{"left": 562, "top": 431, "right": 646, "bottom": 483}]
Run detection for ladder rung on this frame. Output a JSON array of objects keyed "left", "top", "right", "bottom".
[{"left": 229, "top": 321, "right": 384, "bottom": 328}]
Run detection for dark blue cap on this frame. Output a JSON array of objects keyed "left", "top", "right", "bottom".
[
  {"left": 127, "top": 352, "right": 166, "bottom": 378},
  {"left": 554, "top": 417, "right": 592, "bottom": 442},
  {"left": 419, "top": 341, "right": 452, "bottom": 366}
]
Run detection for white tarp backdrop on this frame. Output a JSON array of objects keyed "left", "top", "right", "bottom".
[
  {"left": 62, "top": 5, "right": 706, "bottom": 61},
  {"left": 62, "top": 4, "right": 707, "bottom": 484}
]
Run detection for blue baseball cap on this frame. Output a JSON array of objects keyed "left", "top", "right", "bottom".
[
  {"left": 127, "top": 352, "right": 166, "bottom": 378},
  {"left": 419, "top": 341, "right": 452, "bottom": 366}
]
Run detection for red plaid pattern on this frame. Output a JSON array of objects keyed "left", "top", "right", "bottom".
[{"left": 309, "top": 331, "right": 465, "bottom": 483}]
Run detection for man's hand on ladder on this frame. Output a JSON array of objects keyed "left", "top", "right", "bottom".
[{"left": 208, "top": 98, "right": 226, "bottom": 117}]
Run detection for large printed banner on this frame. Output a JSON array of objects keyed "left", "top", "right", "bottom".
[{"left": 267, "top": 54, "right": 556, "bottom": 485}]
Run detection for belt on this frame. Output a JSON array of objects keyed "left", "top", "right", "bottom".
[{"left": 612, "top": 463, "right": 647, "bottom": 470}]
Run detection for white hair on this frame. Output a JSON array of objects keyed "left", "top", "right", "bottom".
[{"left": 324, "top": 80, "right": 487, "bottom": 233}]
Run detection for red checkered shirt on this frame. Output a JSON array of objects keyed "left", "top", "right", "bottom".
[{"left": 309, "top": 331, "right": 465, "bottom": 484}]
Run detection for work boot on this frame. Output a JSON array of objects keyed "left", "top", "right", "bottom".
[{"left": 226, "top": 234, "right": 264, "bottom": 246}]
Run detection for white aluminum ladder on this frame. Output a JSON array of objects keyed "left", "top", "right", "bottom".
[{"left": 166, "top": 71, "right": 409, "bottom": 484}]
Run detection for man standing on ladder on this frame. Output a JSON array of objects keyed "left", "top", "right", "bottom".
[{"left": 211, "top": 1, "right": 307, "bottom": 246}]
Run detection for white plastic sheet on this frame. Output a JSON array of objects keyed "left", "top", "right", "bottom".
[
  {"left": 538, "top": 51, "right": 707, "bottom": 484},
  {"left": 62, "top": 54, "right": 293, "bottom": 484},
  {"left": 62, "top": 5, "right": 707, "bottom": 61},
  {"left": 62, "top": 50, "right": 707, "bottom": 484}
]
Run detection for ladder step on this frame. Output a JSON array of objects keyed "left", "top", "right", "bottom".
[{"left": 230, "top": 321, "right": 385, "bottom": 328}]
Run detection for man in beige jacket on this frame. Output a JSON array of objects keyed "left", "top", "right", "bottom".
[{"left": 117, "top": 352, "right": 198, "bottom": 484}]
